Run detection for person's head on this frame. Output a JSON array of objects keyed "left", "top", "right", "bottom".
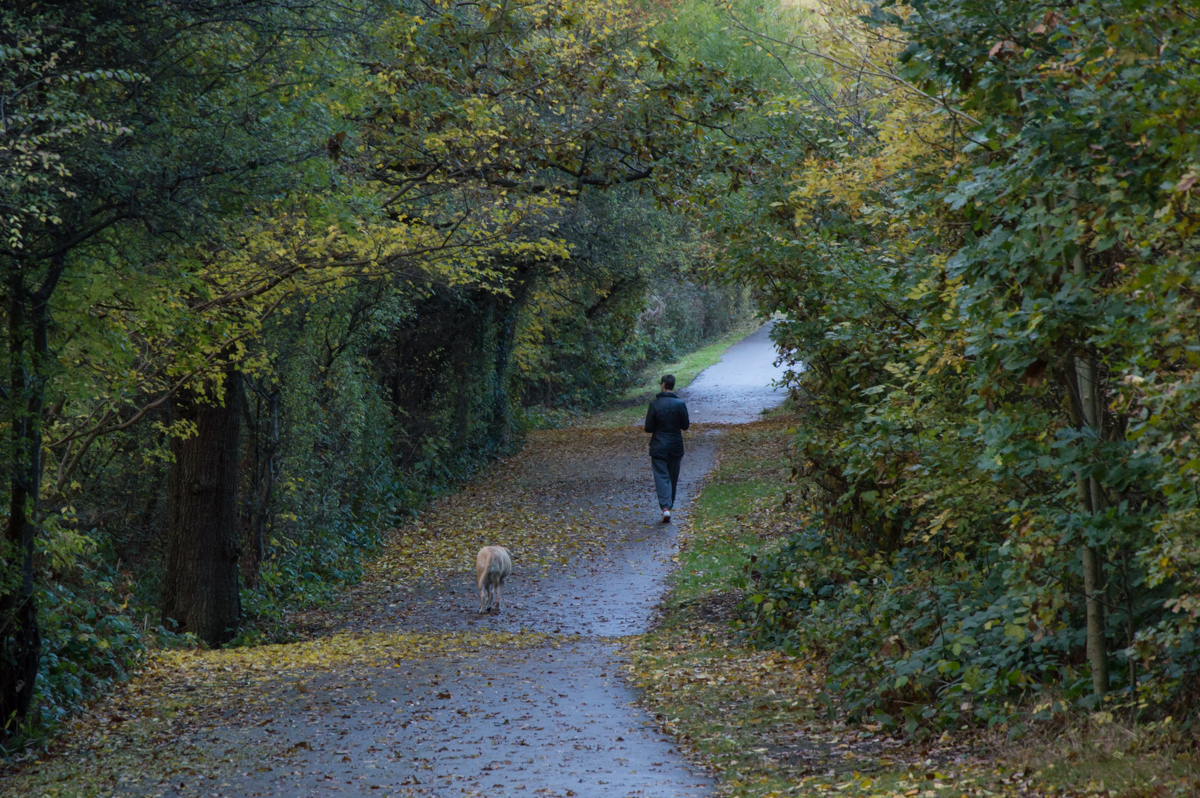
[{"left": 660, "top": 374, "right": 676, "bottom": 391}]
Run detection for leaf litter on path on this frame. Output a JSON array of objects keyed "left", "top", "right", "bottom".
[
  {"left": 303, "top": 426, "right": 671, "bottom": 635},
  {"left": 7, "top": 425, "right": 719, "bottom": 797}
]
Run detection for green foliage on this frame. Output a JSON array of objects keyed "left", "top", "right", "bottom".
[
  {"left": 0, "top": 0, "right": 765, "bottom": 744},
  {"left": 34, "top": 568, "right": 144, "bottom": 729},
  {"left": 708, "top": 0, "right": 1200, "bottom": 732},
  {"left": 29, "top": 515, "right": 190, "bottom": 731},
  {"left": 654, "top": 0, "right": 801, "bottom": 92},
  {"left": 512, "top": 190, "right": 751, "bottom": 411},
  {"left": 743, "top": 531, "right": 1075, "bottom": 734}
]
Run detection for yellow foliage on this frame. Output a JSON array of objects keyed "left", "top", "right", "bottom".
[{"left": 156, "top": 629, "right": 556, "bottom": 677}]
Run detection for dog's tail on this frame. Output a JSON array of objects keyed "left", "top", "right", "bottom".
[{"left": 477, "top": 546, "right": 511, "bottom": 582}]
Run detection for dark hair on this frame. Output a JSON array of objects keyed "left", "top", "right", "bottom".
[{"left": 660, "top": 374, "right": 676, "bottom": 390}]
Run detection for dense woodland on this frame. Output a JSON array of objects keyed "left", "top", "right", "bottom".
[
  {"left": 3, "top": 0, "right": 1200, "bottom": 754},
  {"left": 725, "top": 0, "right": 1200, "bottom": 735},
  {"left": 0, "top": 0, "right": 751, "bottom": 742}
]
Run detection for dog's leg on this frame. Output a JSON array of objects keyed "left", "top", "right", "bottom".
[
  {"left": 479, "top": 581, "right": 488, "bottom": 613},
  {"left": 495, "top": 579, "right": 503, "bottom": 612}
]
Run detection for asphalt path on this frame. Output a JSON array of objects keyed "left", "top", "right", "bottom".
[
  {"left": 680, "top": 321, "right": 788, "bottom": 424},
  {"left": 182, "top": 322, "right": 788, "bottom": 798}
]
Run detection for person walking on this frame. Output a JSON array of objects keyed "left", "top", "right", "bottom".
[{"left": 644, "top": 374, "right": 690, "bottom": 523}]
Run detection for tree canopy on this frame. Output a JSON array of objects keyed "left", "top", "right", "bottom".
[
  {"left": 4, "top": 0, "right": 1200, "bottom": 751},
  {"left": 1, "top": 0, "right": 751, "bottom": 740}
]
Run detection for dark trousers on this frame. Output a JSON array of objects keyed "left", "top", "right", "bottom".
[{"left": 651, "top": 456, "right": 682, "bottom": 510}]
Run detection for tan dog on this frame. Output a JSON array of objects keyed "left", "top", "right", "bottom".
[{"left": 475, "top": 546, "right": 512, "bottom": 613}]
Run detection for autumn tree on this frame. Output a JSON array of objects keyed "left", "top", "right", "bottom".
[
  {"left": 1, "top": 0, "right": 759, "bottom": 737},
  {"left": 1, "top": 5, "right": 137, "bottom": 733},
  {"left": 714, "top": 0, "right": 1200, "bottom": 727},
  {"left": 0, "top": 0, "right": 373, "bottom": 728}
]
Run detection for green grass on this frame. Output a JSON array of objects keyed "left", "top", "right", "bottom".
[
  {"left": 619, "top": 317, "right": 765, "bottom": 400},
  {"left": 666, "top": 420, "right": 793, "bottom": 605},
  {"left": 668, "top": 479, "right": 779, "bottom": 605},
  {"left": 583, "top": 318, "right": 764, "bottom": 428},
  {"left": 625, "top": 460, "right": 818, "bottom": 794},
  {"left": 626, "top": 420, "right": 830, "bottom": 796}
]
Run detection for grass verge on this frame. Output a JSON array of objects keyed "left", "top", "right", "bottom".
[{"left": 625, "top": 418, "right": 1199, "bottom": 798}]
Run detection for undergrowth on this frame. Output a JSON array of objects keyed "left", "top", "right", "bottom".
[{"left": 629, "top": 418, "right": 1200, "bottom": 798}]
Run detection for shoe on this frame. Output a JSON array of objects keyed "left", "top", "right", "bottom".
[{"left": 662, "top": 509, "right": 671, "bottom": 524}]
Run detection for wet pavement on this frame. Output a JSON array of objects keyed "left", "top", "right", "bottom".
[
  {"left": 213, "top": 644, "right": 711, "bottom": 798},
  {"left": 351, "top": 435, "right": 716, "bottom": 639},
  {"left": 681, "top": 322, "right": 788, "bottom": 424},
  {"left": 155, "top": 323, "right": 786, "bottom": 798}
]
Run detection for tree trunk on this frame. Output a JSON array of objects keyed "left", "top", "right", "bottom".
[
  {"left": 489, "top": 270, "right": 531, "bottom": 447},
  {"left": 1, "top": 288, "right": 44, "bottom": 736},
  {"left": 240, "top": 382, "right": 278, "bottom": 588},
  {"left": 1074, "top": 349, "right": 1110, "bottom": 697},
  {"left": 1071, "top": 234, "right": 1110, "bottom": 697},
  {"left": 163, "top": 369, "right": 244, "bottom": 647}
]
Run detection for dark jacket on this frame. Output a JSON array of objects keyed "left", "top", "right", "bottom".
[{"left": 645, "top": 391, "right": 690, "bottom": 459}]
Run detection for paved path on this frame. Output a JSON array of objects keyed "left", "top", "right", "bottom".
[
  {"left": 680, "top": 321, "right": 788, "bottom": 424},
  {"left": 134, "top": 323, "right": 786, "bottom": 798}
]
